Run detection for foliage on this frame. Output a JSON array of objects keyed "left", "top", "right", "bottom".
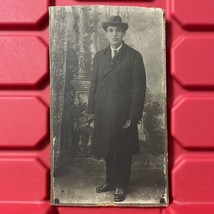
[
  {"left": 143, "top": 89, "right": 165, "bottom": 152},
  {"left": 73, "top": 99, "right": 94, "bottom": 134}
]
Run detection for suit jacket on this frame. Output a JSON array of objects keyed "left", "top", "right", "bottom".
[{"left": 88, "top": 42, "right": 146, "bottom": 157}]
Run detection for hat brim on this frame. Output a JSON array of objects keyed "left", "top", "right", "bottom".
[{"left": 102, "top": 22, "right": 129, "bottom": 32}]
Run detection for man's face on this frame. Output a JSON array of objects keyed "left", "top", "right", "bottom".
[{"left": 105, "top": 26, "right": 125, "bottom": 48}]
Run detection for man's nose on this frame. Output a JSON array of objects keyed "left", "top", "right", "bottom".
[{"left": 113, "top": 30, "right": 117, "bottom": 36}]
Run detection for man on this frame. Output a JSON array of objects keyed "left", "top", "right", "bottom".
[{"left": 88, "top": 15, "right": 146, "bottom": 202}]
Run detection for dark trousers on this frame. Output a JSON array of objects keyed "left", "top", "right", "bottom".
[{"left": 105, "top": 151, "right": 132, "bottom": 189}]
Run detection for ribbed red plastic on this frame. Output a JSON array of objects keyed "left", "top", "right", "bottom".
[{"left": 0, "top": 0, "right": 213, "bottom": 213}]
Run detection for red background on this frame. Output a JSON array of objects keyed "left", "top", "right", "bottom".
[{"left": 0, "top": 0, "right": 214, "bottom": 213}]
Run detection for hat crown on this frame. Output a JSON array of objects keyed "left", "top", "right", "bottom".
[
  {"left": 108, "top": 16, "right": 123, "bottom": 23},
  {"left": 102, "top": 15, "right": 129, "bottom": 31}
]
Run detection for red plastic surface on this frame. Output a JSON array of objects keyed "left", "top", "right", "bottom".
[
  {"left": 0, "top": 37, "right": 48, "bottom": 87},
  {"left": 172, "top": 154, "right": 214, "bottom": 203},
  {"left": 0, "top": 0, "right": 213, "bottom": 213},
  {"left": 0, "top": 0, "right": 48, "bottom": 26},
  {"left": 171, "top": 0, "right": 214, "bottom": 29},
  {"left": 171, "top": 37, "right": 214, "bottom": 88},
  {"left": 0, "top": 96, "right": 48, "bottom": 147},
  {"left": 171, "top": 96, "right": 214, "bottom": 148},
  {"left": 0, "top": 157, "right": 47, "bottom": 201}
]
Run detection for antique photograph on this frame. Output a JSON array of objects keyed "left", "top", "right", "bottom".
[{"left": 50, "top": 5, "right": 168, "bottom": 206}]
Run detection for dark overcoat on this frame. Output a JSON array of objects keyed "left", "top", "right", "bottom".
[{"left": 88, "top": 42, "right": 146, "bottom": 157}]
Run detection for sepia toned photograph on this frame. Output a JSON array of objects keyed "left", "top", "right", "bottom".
[{"left": 50, "top": 5, "right": 168, "bottom": 206}]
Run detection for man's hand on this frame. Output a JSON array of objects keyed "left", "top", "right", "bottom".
[{"left": 122, "top": 119, "right": 132, "bottom": 129}]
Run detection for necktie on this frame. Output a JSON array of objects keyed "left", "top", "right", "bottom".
[{"left": 112, "top": 49, "right": 117, "bottom": 59}]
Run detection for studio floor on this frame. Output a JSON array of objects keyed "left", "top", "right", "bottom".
[{"left": 53, "top": 143, "right": 167, "bottom": 207}]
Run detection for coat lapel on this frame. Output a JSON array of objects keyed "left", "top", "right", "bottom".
[{"left": 102, "top": 43, "right": 127, "bottom": 80}]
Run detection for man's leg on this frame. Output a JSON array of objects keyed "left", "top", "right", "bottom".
[
  {"left": 96, "top": 152, "right": 116, "bottom": 193},
  {"left": 115, "top": 152, "right": 132, "bottom": 189},
  {"left": 112, "top": 152, "right": 132, "bottom": 202},
  {"left": 105, "top": 152, "right": 118, "bottom": 185}
]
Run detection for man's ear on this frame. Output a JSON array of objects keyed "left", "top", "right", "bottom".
[{"left": 105, "top": 31, "right": 109, "bottom": 40}]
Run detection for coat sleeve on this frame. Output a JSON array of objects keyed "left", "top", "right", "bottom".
[
  {"left": 128, "top": 52, "right": 146, "bottom": 122},
  {"left": 88, "top": 54, "right": 99, "bottom": 114}
]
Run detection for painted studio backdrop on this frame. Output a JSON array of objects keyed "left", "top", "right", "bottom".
[{"left": 50, "top": 6, "right": 167, "bottom": 206}]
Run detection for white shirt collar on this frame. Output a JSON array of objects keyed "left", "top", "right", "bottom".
[
  {"left": 110, "top": 43, "right": 123, "bottom": 58},
  {"left": 110, "top": 43, "right": 123, "bottom": 52}
]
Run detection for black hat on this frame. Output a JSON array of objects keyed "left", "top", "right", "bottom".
[{"left": 102, "top": 16, "right": 129, "bottom": 32}]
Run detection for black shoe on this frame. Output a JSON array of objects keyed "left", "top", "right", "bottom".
[
  {"left": 114, "top": 187, "right": 127, "bottom": 202},
  {"left": 96, "top": 183, "right": 115, "bottom": 193}
]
